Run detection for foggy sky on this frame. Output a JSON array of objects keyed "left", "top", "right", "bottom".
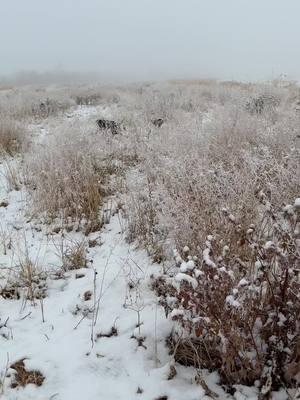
[{"left": 1, "top": 0, "right": 300, "bottom": 82}]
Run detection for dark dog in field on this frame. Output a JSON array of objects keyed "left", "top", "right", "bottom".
[
  {"left": 96, "top": 119, "right": 120, "bottom": 135},
  {"left": 152, "top": 118, "right": 164, "bottom": 128}
]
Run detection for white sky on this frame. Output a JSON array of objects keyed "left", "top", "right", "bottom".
[{"left": 1, "top": 0, "right": 300, "bottom": 81}]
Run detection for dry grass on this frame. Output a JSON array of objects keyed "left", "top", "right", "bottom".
[
  {"left": 15, "top": 253, "right": 47, "bottom": 302},
  {"left": 10, "top": 359, "right": 44, "bottom": 388},
  {"left": 0, "top": 119, "right": 25, "bottom": 156},
  {"left": 156, "top": 194, "right": 300, "bottom": 394},
  {"left": 0, "top": 79, "right": 299, "bottom": 395},
  {"left": 0, "top": 86, "right": 74, "bottom": 121},
  {"left": 2, "top": 244, "right": 48, "bottom": 302},
  {"left": 58, "top": 238, "right": 87, "bottom": 272},
  {"left": 25, "top": 127, "right": 107, "bottom": 226},
  {"left": 125, "top": 80, "right": 300, "bottom": 256},
  {"left": 119, "top": 80, "right": 300, "bottom": 394},
  {"left": 1, "top": 160, "right": 22, "bottom": 191},
  {"left": 24, "top": 111, "right": 135, "bottom": 229}
]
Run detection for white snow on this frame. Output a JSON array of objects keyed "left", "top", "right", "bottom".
[
  {"left": 179, "top": 260, "right": 195, "bottom": 272},
  {"left": 0, "top": 212, "right": 193, "bottom": 400},
  {"left": 283, "top": 204, "right": 294, "bottom": 215},
  {"left": 264, "top": 241, "right": 275, "bottom": 250},
  {"left": 238, "top": 278, "right": 249, "bottom": 287},
  {"left": 203, "top": 248, "right": 216, "bottom": 268},
  {"left": 225, "top": 295, "right": 240, "bottom": 308},
  {"left": 0, "top": 182, "right": 206, "bottom": 399},
  {"left": 175, "top": 273, "right": 198, "bottom": 289},
  {"left": 294, "top": 198, "right": 300, "bottom": 208}
]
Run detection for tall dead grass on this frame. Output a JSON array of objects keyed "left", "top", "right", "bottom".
[
  {"left": 0, "top": 118, "right": 25, "bottom": 156},
  {"left": 25, "top": 128, "right": 106, "bottom": 228}
]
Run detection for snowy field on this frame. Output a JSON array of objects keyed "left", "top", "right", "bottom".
[
  {"left": 0, "top": 104, "right": 227, "bottom": 400},
  {"left": 0, "top": 81, "right": 299, "bottom": 399}
]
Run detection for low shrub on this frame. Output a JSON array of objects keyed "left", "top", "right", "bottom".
[{"left": 156, "top": 194, "right": 300, "bottom": 395}]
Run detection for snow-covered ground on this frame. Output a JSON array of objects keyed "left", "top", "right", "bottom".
[{"left": 0, "top": 106, "right": 260, "bottom": 400}]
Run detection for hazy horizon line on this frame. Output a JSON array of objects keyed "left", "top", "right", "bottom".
[{"left": 0, "top": 68, "right": 297, "bottom": 86}]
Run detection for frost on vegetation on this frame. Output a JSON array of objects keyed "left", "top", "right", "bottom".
[
  {"left": 124, "top": 81, "right": 300, "bottom": 395},
  {"left": 175, "top": 272, "right": 198, "bottom": 289},
  {"left": 0, "top": 80, "right": 300, "bottom": 398},
  {"left": 154, "top": 195, "right": 300, "bottom": 395}
]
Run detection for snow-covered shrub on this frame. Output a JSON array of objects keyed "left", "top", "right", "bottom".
[{"left": 157, "top": 194, "right": 300, "bottom": 394}]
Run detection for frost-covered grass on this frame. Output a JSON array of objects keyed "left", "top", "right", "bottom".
[
  {"left": 0, "top": 82, "right": 122, "bottom": 122},
  {"left": 25, "top": 127, "right": 106, "bottom": 227},
  {"left": 0, "top": 119, "right": 26, "bottom": 156},
  {"left": 156, "top": 194, "right": 300, "bottom": 393},
  {"left": 126, "top": 81, "right": 300, "bottom": 252},
  {"left": 121, "top": 79, "right": 300, "bottom": 396},
  {"left": 0, "top": 87, "right": 74, "bottom": 121},
  {"left": 0, "top": 79, "right": 299, "bottom": 399}
]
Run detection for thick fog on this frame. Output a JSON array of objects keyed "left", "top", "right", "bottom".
[{"left": 1, "top": 0, "right": 300, "bottom": 81}]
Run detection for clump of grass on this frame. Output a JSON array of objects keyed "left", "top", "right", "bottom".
[
  {"left": 25, "top": 129, "right": 107, "bottom": 228},
  {"left": 51, "top": 233, "right": 88, "bottom": 272},
  {"left": 16, "top": 253, "right": 47, "bottom": 302},
  {"left": 2, "top": 160, "right": 22, "bottom": 191},
  {"left": 0, "top": 118, "right": 25, "bottom": 156},
  {"left": 61, "top": 239, "right": 87, "bottom": 272},
  {"left": 4, "top": 244, "right": 47, "bottom": 302}
]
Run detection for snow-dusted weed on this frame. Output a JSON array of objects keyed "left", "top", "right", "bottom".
[{"left": 156, "top": 195, "right": 300, "bottom": 394}]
